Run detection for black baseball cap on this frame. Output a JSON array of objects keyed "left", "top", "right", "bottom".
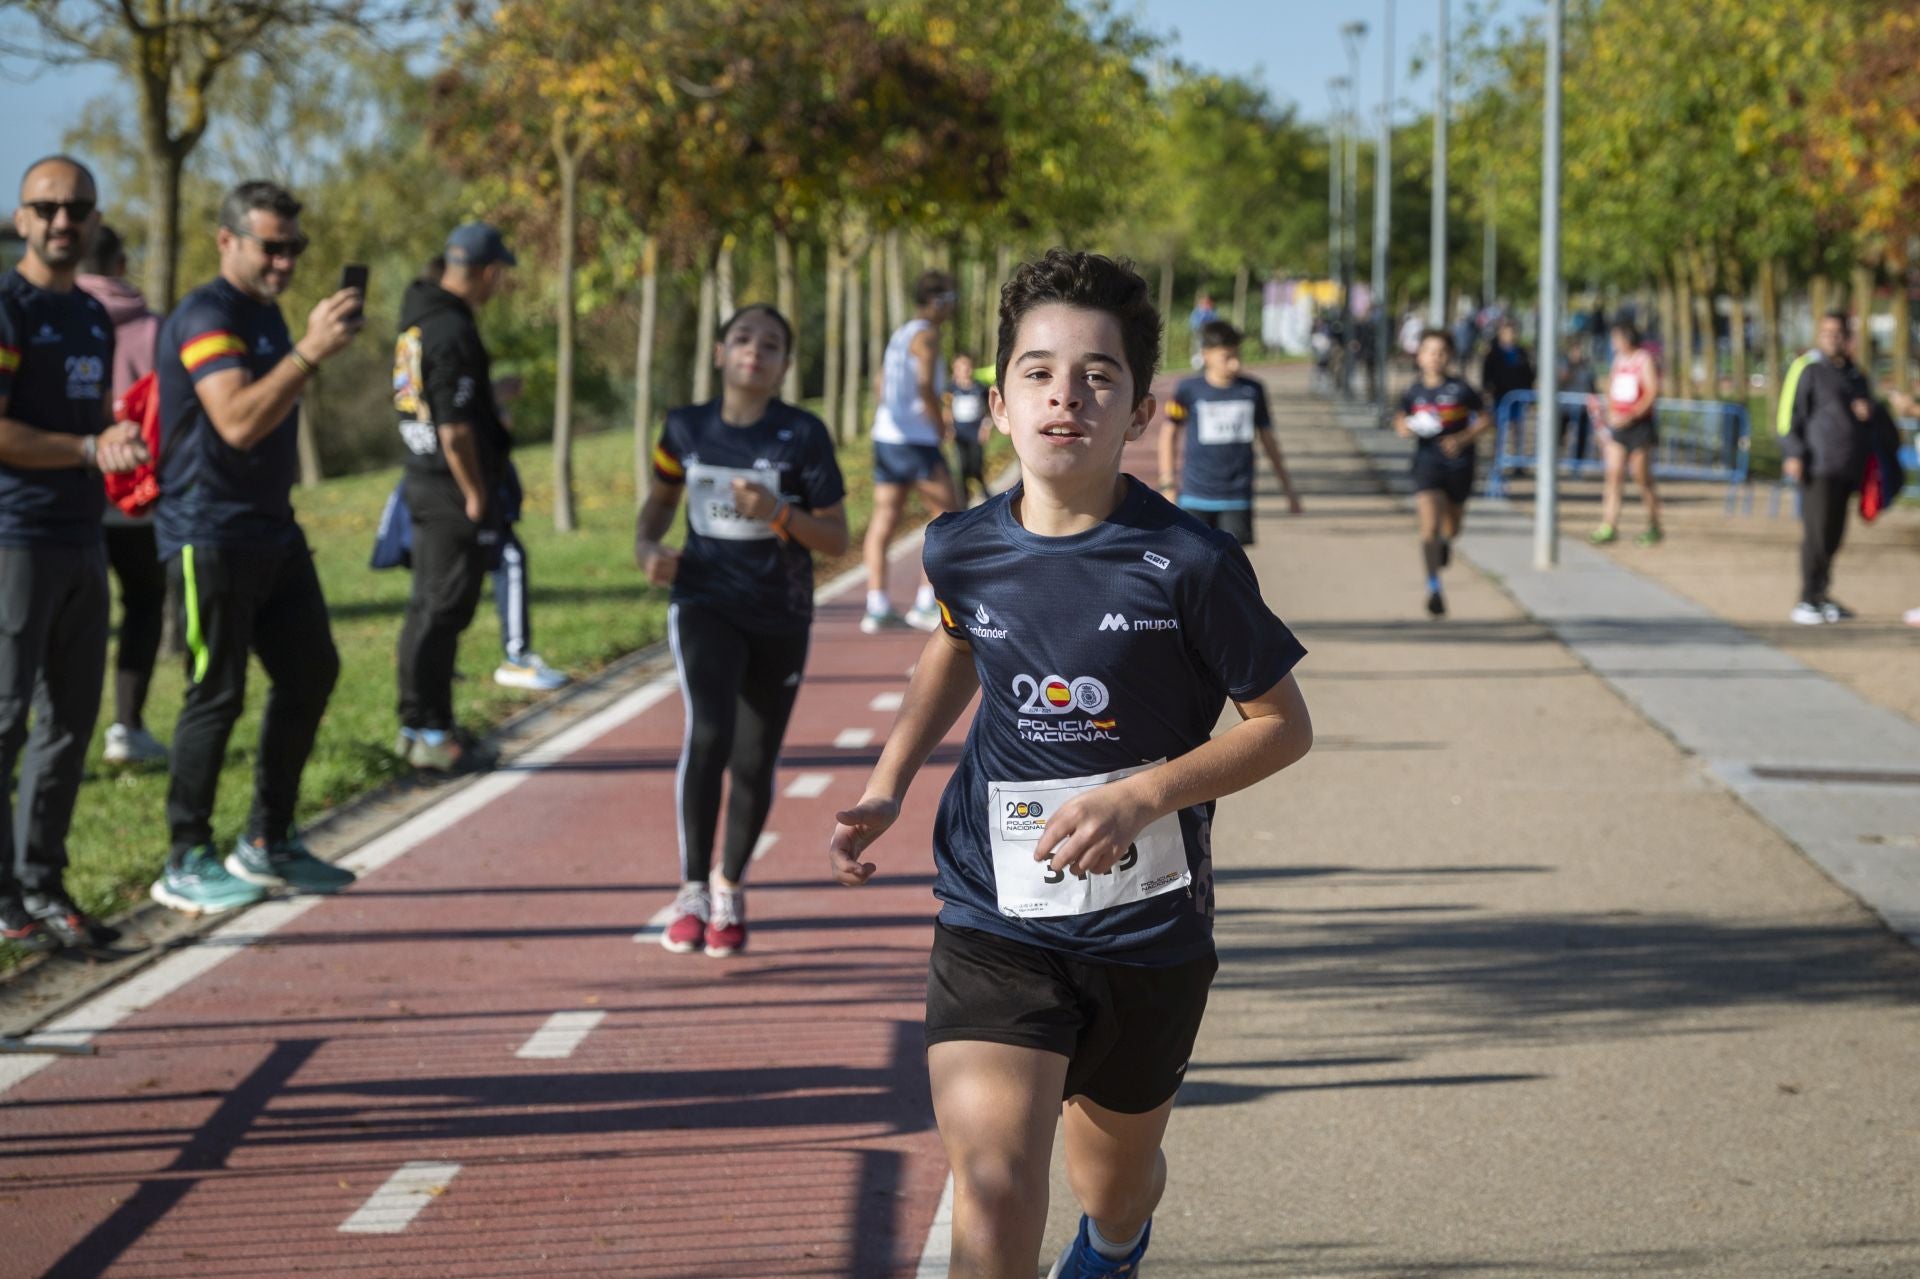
[{"left": 445, "top": 222, "right": 517, "bottom": 268}]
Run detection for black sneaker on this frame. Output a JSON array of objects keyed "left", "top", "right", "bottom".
[
  {"left": 1426, "top": 589, "right": 1447, "bottom": 618},
  {"left": 1, "top": 896, "right": 57, "bottom": 953},
  {"left": 24, "top": 891, "right": 122, "bottom": 949}
]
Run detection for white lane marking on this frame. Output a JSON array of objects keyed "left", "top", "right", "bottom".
[
  {"left": 0, "top": 524, "right": 931, "bottom": 1097},
  {"left": 515, "top": 1010, "right": 606, "bottom": 1060},
  {"left": 339, "top": 1161, "right": 463, "bottom": 1234},
  {"left": 870, "top": 691, "right": 904, "bottom": 712},
  {"left": 631, "top": 901, "right": 682, "bottom": 942},
  {"left": 784, "top": 772, "right": 832, "bottom": 798},
  {"left": 834, "top": 728, "right": 875, "bottom": 749},
  {"left": 913, "top": 1173, "right": 955, "bottom": 1277},
  {"left": 750, "top": 832, "right": 780, "bottom": 862}
]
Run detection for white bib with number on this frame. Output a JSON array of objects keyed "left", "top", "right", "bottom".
[
  {"left": 1608, "top": 369, "right": 1641, "bottom": 406},
  {"left": 987, "top": 762, "right": 1190, "bottom": 919},
  {"left": 685, "top": 462, "right": 777, "bottom": 541},
  {"left": 1194, "top": 399, "right": 1257, "bottom": 446}
]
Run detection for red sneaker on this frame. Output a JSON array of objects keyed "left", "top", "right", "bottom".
[
  {"left": 660, "top": 884, "right": 709, "bottom": 954},
  {"left": 705, "top": 887, "right": 746, "bottom": 958}
]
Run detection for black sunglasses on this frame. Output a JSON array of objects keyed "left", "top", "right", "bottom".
[
  {"left": 227, "top": 226, "right": 309, "bottom": 260},
  {"left": 24, "top": 200, "right": 95, "bottom": 223}
]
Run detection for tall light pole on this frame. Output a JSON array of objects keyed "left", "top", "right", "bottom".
[
  {"left": 1328, "top": 76, "right": 1348, "bottom": 302},
  {"left": 1341, "top": 21, "right": 1368, "bottom": 319},
  {"left": 1483, "top": 169, "right": 1497, "bottom": 309},
  {"left": 1430, "top": 0, "right": 1449, "bottom": 328},
  {"left": 1533, "top": 0, "right": 1564, "bottom": 569},
  {"left": 1372, "top": 1, "right": 1394, "bottom": 409}
]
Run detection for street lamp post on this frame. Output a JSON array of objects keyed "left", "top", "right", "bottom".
[
  {"left": 1534, "top": 0, "right": 1564, "bottom": 569},
  {"left": 1341, "top": 21, "right": 1367, "bottom": 401},
  {"left": 1430, "top": 0, "right": 1449, "bottom": 328},
  {"left": 1329, "top": 76, "right": 1347, "bottom": 309},
  {"left": 1373, "top": 1, "right": 1394, "bottom": 411}
]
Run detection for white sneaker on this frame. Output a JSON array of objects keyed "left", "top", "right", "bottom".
[
  {"left": 494, "top": 654, "right": 570, "bottom": 691},
  {"left": 860, "top": 609, "right": 907, "bottom": 635},
  {"left": 103, "top": 723, "right": 168, "bottom": 765},
  {"left": 903, "top": 605, "right": 942, "bottom": 632},
  {"left": 1905, "top": 606, "right": 1920, "bottom": 628},
  {"left": 1790, "top": 602, "right": 1826, "bottom": 626},
  {"left": 1821, "top": 601, "right": 1854, "bottom": 623}
]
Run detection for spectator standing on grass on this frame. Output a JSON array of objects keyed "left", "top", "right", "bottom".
[
  {"left": 1783, "top": 311, "right": 1879, "bottom": 626},
  {"left": 1557, "top": 334, "right": 1597, "bottom": 465},
  {"left": 0, "top": 157, "right": 148, "bottom": 954},
  {"left": 148, "top": 180, "right": 363, "bottom": 916},
  {"left": 77, "top": 223, "right": 169, "bottom": 768},
  {"left": 947, "top": 351, "right": 989, "bottom": 506}
]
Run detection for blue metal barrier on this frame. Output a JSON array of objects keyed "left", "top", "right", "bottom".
[{"left": 1486, "top": 391, "right": 1750, "bottom": 508}]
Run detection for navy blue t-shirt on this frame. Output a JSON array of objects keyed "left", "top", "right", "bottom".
[
  {"left": 155, "top": 277, "right": 300, "bottom": 558},
  {"left": 653, "top": 399, "right": 846, "bottom": 633},
  {"left": 923, "top": 477, "right": 1306, "bottom": 965},
  {"left": 1165, "top": 374, "right": 1273, "bottom": 509},
  {"left": 0, "top": 270, "right": 113, "bottom": 547},
  {"left": 1398, "top": 376, "right": 1485, "bottom": 469}
]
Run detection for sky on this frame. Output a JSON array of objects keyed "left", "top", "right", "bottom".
[{"left": 0, "top": 1, "right": 1451, "bottom": 206}]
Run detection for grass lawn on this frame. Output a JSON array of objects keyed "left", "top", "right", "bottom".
[{"left": 9, "top": 418, "right": 1010, "bottom": 970}]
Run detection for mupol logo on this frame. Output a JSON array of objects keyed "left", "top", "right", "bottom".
[
  {"left": 1100, "top": 612, "right": 1179, "bottom": 634},
  {"left": 1100, "top": 613, "right": 1128, "bottom": 632}
]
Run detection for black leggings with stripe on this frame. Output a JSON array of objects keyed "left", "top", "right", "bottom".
[{"left": 668, "top": 602, "right": 809, "bottom": 885}]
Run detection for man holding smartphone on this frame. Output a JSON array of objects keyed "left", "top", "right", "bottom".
[
  {"left": 391, "top": 223, "right": 516, "bottom": 773},
  {"left": 148, "top": 179, "right": 364, "bottom": 916}
]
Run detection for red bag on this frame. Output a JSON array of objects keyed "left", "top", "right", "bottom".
[
  {"left": 1861, "top": 453, "right": 1885, "bottom": 523},
  {"left": 103, "top": 371, "right": 162, "bottom": 517}
]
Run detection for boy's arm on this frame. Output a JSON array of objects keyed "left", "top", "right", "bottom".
[
  {"left": 1034, "top": 673, "right": 1312, "bottom": 876},
  {"left": 829, "top": 628, "right": 981, "bottom": 885},
  {"left": 1157, "top": 417, "right": 1181, "bottom": 496},
  {"left": 1257, "top": 430, "right": 1302, "bottom": 513}
]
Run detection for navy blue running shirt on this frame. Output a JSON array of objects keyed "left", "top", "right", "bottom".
[
  {"left": 1165, "top": 373, "right": 1273, "bottom": 509},
  {"left": 653, "top": 399, "right": 846, "bottom": 632},
  {"left": 923, "top": 477, "right": 1306, "bottom": 965},
  {"left": 0, "top": 269, "right": 114, "bottom": 547},
  {"left": 155, "top": 277, "right": 301, "bottom": 558},
  {"left": 1398, "top": 376, "right": 1484, "bottom": 456}
]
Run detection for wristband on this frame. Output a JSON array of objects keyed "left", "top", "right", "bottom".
[
  {"left": 81, "top": 434, "right": 98, "bottom": 471},
  {"left": 288, "top": 349, "right": 317, "bottom": 377}
]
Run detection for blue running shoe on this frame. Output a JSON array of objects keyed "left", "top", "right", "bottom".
[
  {"left": 150, "top": 846, "right": 267, "bottom": 915},
  {"left": 227, "top": 835, "right": 356, "bottom": 894},
  {"left": 1047, "top": 1215, "right": 1151, "bottom": 1278}
]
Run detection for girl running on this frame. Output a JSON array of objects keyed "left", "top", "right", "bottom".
[
  {"left": 1591, "top": 320, "right": 1663, "bottom": 546},
  {"left": 1394, "top": 329, "right": 1489, "bottom": 617},
  {"left": 636, "top": 304, "right": 849, "bottom": 957}
]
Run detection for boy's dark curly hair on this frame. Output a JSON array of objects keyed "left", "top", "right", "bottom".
[{"left": 995, "top": 249, "right": 1162, "bottom": 408}]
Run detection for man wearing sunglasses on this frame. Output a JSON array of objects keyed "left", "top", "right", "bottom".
[
  {"left": 148, "top": 180, "right": 364, "bottom": 916},
  {"left": 0, "top": 156, "right": 149, "bottom": 954}
]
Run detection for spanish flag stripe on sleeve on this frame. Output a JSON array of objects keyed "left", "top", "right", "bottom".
[
  {"left": 651, "top": 443, "right": 685, "bottom": 482},
  {"left": 181, "top": 331, "right": 248, "bottom": 372},
  {"left": 0, "top": 345, "right": 20, "bottom": 374}
]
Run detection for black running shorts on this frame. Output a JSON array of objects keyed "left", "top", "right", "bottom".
[
  {"left": 1610, "top": 418, "right": 1658, "bottom": 455},
  {"left": 925, "top": 922, "right": 1218, "bottom": 1114},
  {"left": 1185, "top": 505, "right": 1256, "bottom": 546},
  {"left": 1412, "top": 450, "right": 1476, "bottom": 504}
]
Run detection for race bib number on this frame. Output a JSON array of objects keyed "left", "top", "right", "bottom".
[
  {"left": 685, "top": 462, "right": 777, "bottom": 541},
  {"left": 1194, "top": 399, "right": 1257, "bottom": 446},
  {"left": 952, "top": 390, "right": 985, "bottom": 422},
  {"left": 1609, "top": 370, "right": 1641, "bottom": 405},
  {"left": 987, "top": 761, "right": 1190, "bottom": 919}
]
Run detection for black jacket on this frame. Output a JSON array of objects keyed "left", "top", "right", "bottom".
[
  {"left": 1784, "top": 356, "right": 1874, "bottom": 482},
  {"left": 393, "top": 280, "right": 509, "bottom": 483},
  {"left": 1480, "top": 342, "right": 1536, "bottom": 409}
]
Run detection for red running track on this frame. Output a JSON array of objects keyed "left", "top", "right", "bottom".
[{"left": 0, "top": 555, "right": 959, "bottom": 1279}]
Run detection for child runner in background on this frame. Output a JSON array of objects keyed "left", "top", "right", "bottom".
[
  {"left": 830, "top": 250, "right": 1313, "bottom": 1278},
  {"left": 1394, "top": 329, "right": 1489, "bottom": 618},
  {"left": 636, "top": 304, "right": 849, "bottom": 959},
  {"left": 1157, "top": 319, "right": 1301, "bottom": 545},
  {"left": 948, "top": 351, "right": 990, "bottom": 506}
]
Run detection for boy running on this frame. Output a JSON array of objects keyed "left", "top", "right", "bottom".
[
  {"left": 638, "top": 304, "right": 848, "bottom": 958},
  {"left": 1157, "top": 319, "right": 1301, "bottom": 544},
  {"left": 1394, "top": 328, "right": 1489, "bottom": 618},
  {"left": 829, "top": 250, "right": 1313, "bottom": 1278},
  {"left": 948, "top": 351, "right": 990, "bottom": 506}
]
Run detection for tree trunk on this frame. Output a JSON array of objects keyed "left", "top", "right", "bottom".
[
  {"left": 1727, "top": 257, "right": 1749, "bottom": 411},
  {"left": 551, "top": 131, "right": 581, "bottom": 533},
  {"left": 693, "top": 255, "right": 717, "bottom": 403},
  {"left": 823, "top": 240, "right": 844, "bottom": 439},
  {"left": 1158, "top": 257, "right": 1176, "bottom": 368},
  {"left": 1892, "top": 278, "right": 1911, "bottom": 395},
  {"left": 716, "top": 239, "right": 735, "bottom": 324},
  {"left": 1760, "top": 258, "right": 1784, "bottom": 430},
  {"left": 1232, "top": 262, "right": 1250, "bottom": 336},
  {"left": 1852, "top": 263, "right": 1875, "bottom": 372},
  {"left": 842, "top": 256, "right": 864, "bottom": 441},
  {"left": 145, "top": 147, "right": 184, "bottom": 309},
  {"left": 867, "top": 239, "right": 886, "bottom": 401},
  {"left": 775, "top": 230, "right": 800, "bottom": 403},
  {"left": 632, "top": 236, "right": 659, "bottom": 498},
  {"left": 885, "top": 229, "right": 907, "bottom": 332},
  {"left": 1810, "top": 273, "right": 1830, "bottom": 326},
  {"left": 1690, "top": 245, "right": 1718, "bottom": 395},
  {"left": 989, "top": 244, "right": 1012, "bottom": 367},
  {"left": 1657, "top": 270, "right": 1679, "bottom": 392},
  {"left": 1672, "top": 257, "right": 1695, "bottom": 399}
]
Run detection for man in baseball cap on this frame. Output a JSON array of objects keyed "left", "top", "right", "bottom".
[{"left": 444, "top": 222, "right": 517, "bottom": 269}]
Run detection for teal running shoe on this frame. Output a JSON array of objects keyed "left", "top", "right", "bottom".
[
  {"left": 1048, "top": 1215, "right": 1150, "bottom": 1278},
  {"left": 150, "top": 846, "right": 267, "bottom": 915},
  {"left": 227, "top": 835, "right": 356, "bottom": 894}
]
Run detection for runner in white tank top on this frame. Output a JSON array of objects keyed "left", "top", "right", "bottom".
[{"left": 862, "top": 271, "right": 960, "bottom": 634}]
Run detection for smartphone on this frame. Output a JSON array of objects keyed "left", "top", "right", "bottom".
[{"left": 340, "top": 263, "right": 369, "bottom": 319}]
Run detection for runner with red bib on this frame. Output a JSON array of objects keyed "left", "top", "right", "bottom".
[{"left": 1591, "top": 321, "right": 1663, "bottom": 546}]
